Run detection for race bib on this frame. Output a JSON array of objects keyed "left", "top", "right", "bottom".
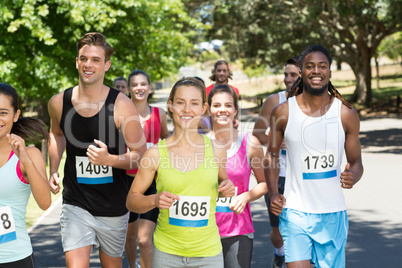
[
  {"left": 169, "top": 196, "right": 210, "bottom": 227},
  {"left": 0, "top": 206, "right": 16, "bottom": 244},
  {"left": 301, "top": 151, "right": 338, "bottom": 180},
  {"left": 76, "top": 156, "right": 113, "bottom": 184},
  {"left": 216, "top": 187, "right": 238, "bottom": 213}
]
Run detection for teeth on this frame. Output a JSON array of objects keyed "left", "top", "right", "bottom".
[
  {"left": 182, "top": 116, "right": 192, "bottom": 119},
  {"left": 312, "top": 77, "right": 321, "bottom": 81}
]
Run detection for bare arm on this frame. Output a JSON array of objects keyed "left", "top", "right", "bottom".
[
  {"left": 266, "top": 102, "right": 288, "bottom": 216},
  {"left": 8, "top": 135, "right": 51, "bottom": 210},
  {"left": 230, "top": 135, "right": 268, "bottom": 214},
  {"left": 48, "top": 93, "right": 66, "bottom": 194},
  {"left": 341, "top": 105, "right": 363, "bottom": 188},
  {"left": 214, "top": 145, "right": 235, "bottom": 197},
  {"left": 126, "top": 146, "right": 179, "bottom": 213},
  {"left": 87, "top": 94, "right": 147, "bottom": 170},
  {"left": 158, "top": 107, "right": 170, "bottom": 139},
  {"left": 252, "top": 94, "right": 279, "bottom": 146}
]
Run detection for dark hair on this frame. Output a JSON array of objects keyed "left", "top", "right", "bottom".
[
  {"left": 209, "top": 60, "right": 233, "bottom": 81},
  {"left": 286, "top": 56, "right": 300, "bottom": 68},
  {"left": 76, "top": 32, "right": 114, "bottom": 62},
  {"left": 127, "top": 70, "right": 151, "bottom": 86},
  {"left": 113, "top": 76, "right": 127, "bottom": 87},
  {"left": 289, "top": 45, "right": 351, "bottom": 108},
  {"left": 167, "top": 77, "right": 206, "bottom": 119},
  {"left": 193, "top": 76, "right": 205, "bottom": 86},
  {"left": 0, "top": 83, "right": 48, "bottom": 142},
  {"left": 208, "top": 84, "right": 238, "bottom": 113},
  {"left": 299, "top": 44, "right": 332, "bottom": 70}
]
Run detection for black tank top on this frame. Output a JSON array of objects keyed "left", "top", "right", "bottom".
[{"left": 60, "top": 87, "right": 128, "bottom": 216}]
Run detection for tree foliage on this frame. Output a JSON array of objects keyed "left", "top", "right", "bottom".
[
  {"left": 0, "top": 0, "right": 201, "bottom": 121},
  {"left": 194, "top": 0, "right": 402, "bottom": 105}
]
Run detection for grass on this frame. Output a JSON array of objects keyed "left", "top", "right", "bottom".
[{"left": 26, "top": 152, "right": 65, "bottom": 229}]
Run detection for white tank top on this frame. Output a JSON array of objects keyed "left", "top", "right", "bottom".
[
  {"left": 278, "top": 91, "right": 287, "bottom": 177},
  {"left": 283, "top": 96, "right": 346, "bottom": 213}
]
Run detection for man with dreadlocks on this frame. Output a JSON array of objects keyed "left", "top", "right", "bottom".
[{"left": 266, "top": 44, "right": 363, "bottom": 268}]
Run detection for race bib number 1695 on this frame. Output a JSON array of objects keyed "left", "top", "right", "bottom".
[{"left": 169, "top": 196, "right": 210, "bottom": 228}]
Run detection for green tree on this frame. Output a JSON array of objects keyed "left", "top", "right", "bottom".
[
  {"left": 0, "top": 0, "right": 201, "bottom": 122},
  {"left": 200, "top": 0, "right": 402, "bottom": 105}
]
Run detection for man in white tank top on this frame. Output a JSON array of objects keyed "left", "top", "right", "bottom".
[
  {"left": 266, "top": 45, "right": 363, "bottom": 268},
  {"left": 253, "top": 57, "right": 301, "bottom": 268}
]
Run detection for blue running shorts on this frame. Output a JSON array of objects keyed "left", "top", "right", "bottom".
[{"left": 279, "top": 208, "right": 348, "bottom": 268}]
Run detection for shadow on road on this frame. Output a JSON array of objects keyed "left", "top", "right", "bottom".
[
  {"left": 360, "top": 128, "right": 402, "bottom": 154},
  {"left": 346, "top": 213, "right": 402, "bottom": 266}
]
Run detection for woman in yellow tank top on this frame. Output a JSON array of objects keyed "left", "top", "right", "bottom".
[{"left": 126, "top": 77, "right": 235, "bottom": 268}]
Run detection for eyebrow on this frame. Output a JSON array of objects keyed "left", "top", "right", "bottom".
[
  {"left": 176, "top": 98, "right": 201, "bottom": 102},
  {"left": 0, "top": 108, "right": 10, "bottom": 111},
  {"left": 305, "top": 61, "right": 328, "bottom": 65}
]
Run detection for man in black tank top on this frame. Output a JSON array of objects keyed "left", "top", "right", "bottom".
[{"left": 48, "top": 32, "right": 146, "bottom": 267}]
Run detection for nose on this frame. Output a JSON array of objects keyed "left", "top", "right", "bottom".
[{"left": 313, "top": 65, "right": 320, "bottom": 73}]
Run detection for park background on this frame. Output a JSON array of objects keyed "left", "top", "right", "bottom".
[{"left": 1, "top": 0, "right": 401, "bottom": 266}]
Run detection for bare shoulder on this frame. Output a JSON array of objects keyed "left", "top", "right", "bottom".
[
  {"left": 259, "top": 93, "right": 280, "bottom": 118},
  {"left": 341, "top": 103, "right": 360, "bottom": 132},
  {"left": 272, "top": 99, "right": 289, "bottom": 117},
  {"left": 48, "top": 92, "right": 64, "bottom": 112},
  {"left": 115, "top": 92, "right": 137, "bottom": 114},
  {"left": 26, "top": 147, "right": 45, "bottom": 165}
]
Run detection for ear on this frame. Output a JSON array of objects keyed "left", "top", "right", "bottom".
[
  {"left": 168, "top": 100, "right": 173, "bottom": 114},
  {"left": 76, "top": 57, "right": 79, "bottom": 70},
  {"left": 298, "top": 69, "right": 301, "bottom": 76},
  {"left": 104, "top": 60, "right": 111, "bottom": 72},
  {"left": 202, "top": 102, "right": 208, "bottom": 115},
  {"left": 14, "top": 110, "right": 21, "bottom": 123}
]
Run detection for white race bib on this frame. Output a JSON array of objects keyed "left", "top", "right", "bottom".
[
  {"left": 0, "top": 206, "right": 16, "bottom": 244},
  {"left": 76, "top": 156, "right": 113, "bottom": 184},
  {"left": 301, "top": 151, "right": 338, "bottom": 180},
  {"left": 169, "top": 196, "right": 210, "bottom": 227},
  {"left": 216, "top": 187, "right": 238, "bottom": 213}
]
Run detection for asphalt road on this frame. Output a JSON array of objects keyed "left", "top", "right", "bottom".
[{"left": 29, "top": 93, "right": 402, "bottom": 267}]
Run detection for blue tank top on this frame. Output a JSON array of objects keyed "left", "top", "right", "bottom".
[{"left": 0, "top": 152, "right": 32, "bottom": 263}]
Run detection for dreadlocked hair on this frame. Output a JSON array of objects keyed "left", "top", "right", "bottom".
[{"left": 288, "top": 78, "right": 352, "bottom": 109}]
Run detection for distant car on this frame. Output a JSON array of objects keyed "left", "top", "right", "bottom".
[{"left": 194, "top": 40, "right": 224, "bottom": 55}]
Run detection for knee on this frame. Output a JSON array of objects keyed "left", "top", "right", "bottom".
[{"left": 138, "top": 237, "right": 153, "bottom": 249}]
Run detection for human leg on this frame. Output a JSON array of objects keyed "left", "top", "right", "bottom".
[
  {"left": 264, "top": 177, "right": 286, "bottom": 267},
  {"left": 125, "top": 217, "right": 139, "bottom": 268},
  {"left": 221, "top": 235, "right": 253, "bottom": 268},
  {"left": 138, "top": 219, "right": 156, "bottom": 268},
  {"left": 65, "top": 246, "right": 92, "bottom": 268},
  {"left": 99, "top": 248, "right": 123, "bottom": 268},
  {"left": 0, "top": 254, "right": 35, "bottom": 268}
]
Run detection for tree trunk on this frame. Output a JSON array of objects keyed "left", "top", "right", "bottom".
[
  {"left": 350, "top": 50, "right": 373, "bottom": 105},
  {"left": 375, "top": 53, "right": 380, "bottom": 90}
]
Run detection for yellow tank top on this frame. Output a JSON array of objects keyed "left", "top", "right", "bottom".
[{"left": 154, "top": 135, "right": 222, "bottom": 257}]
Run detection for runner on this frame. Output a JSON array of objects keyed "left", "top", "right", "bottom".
[
  {"left": 252, "top": 56, "right": 301, "bottom": 268},
  {"left": 266, "top": 44, "right": 363, "bottom": 268},
  {"left": 125, "top": 70, "right": 170, "bottom": 268},
  {"left": 0, "top": 83, "right": 51, "bottom": 268},
  {"left": 126, "top": 77, "right": 235, "bottom": 267},
  {"left": 207, "top": 84, "right": 267, "bottom": 268},
  {"left": 48, "top": 32, "right": 146, "bottom": 267}
]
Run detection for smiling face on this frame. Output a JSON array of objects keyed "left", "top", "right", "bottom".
[
  {"left": 0, "top": 94, "right": 20, "bottom": 139},
  {"left": 215, "top": 63, "right": 230, "bottom": 84},
  {"left": 210, "top": 92, "right": 237, "bottom": 127},
  {"left": 76, "top": 45, "right": 111, "bottom": 86},
  {"left": 168, "top": 85, "right": 207, "bottom": 130},
  {"left": 302, "top": 51, "right": 331, "bottom": 96},
  {"left": 114, "top": 80, "right": 128, "bottom": 94},
  {"left": 129, "top": 74, "right": 151, "bottom": 102},
  {"left": 284, "top": 64, "right": 301, "bottom": 91}
]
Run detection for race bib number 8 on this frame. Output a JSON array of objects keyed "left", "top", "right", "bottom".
[
  {"left": 0, "top": 206, "right": 16, "bottom": 244},
  {"left": 216, "top": 187, "right": 238, "bottom": 213},
  {"left": 301, "top": 151, "right": 338, "bottom": 180},
  {"left": 76, "top": 156, "right": 113, "bottom": 184},
  {"left": 169, "top": 196, "right": 210, "bottom": 227}
]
